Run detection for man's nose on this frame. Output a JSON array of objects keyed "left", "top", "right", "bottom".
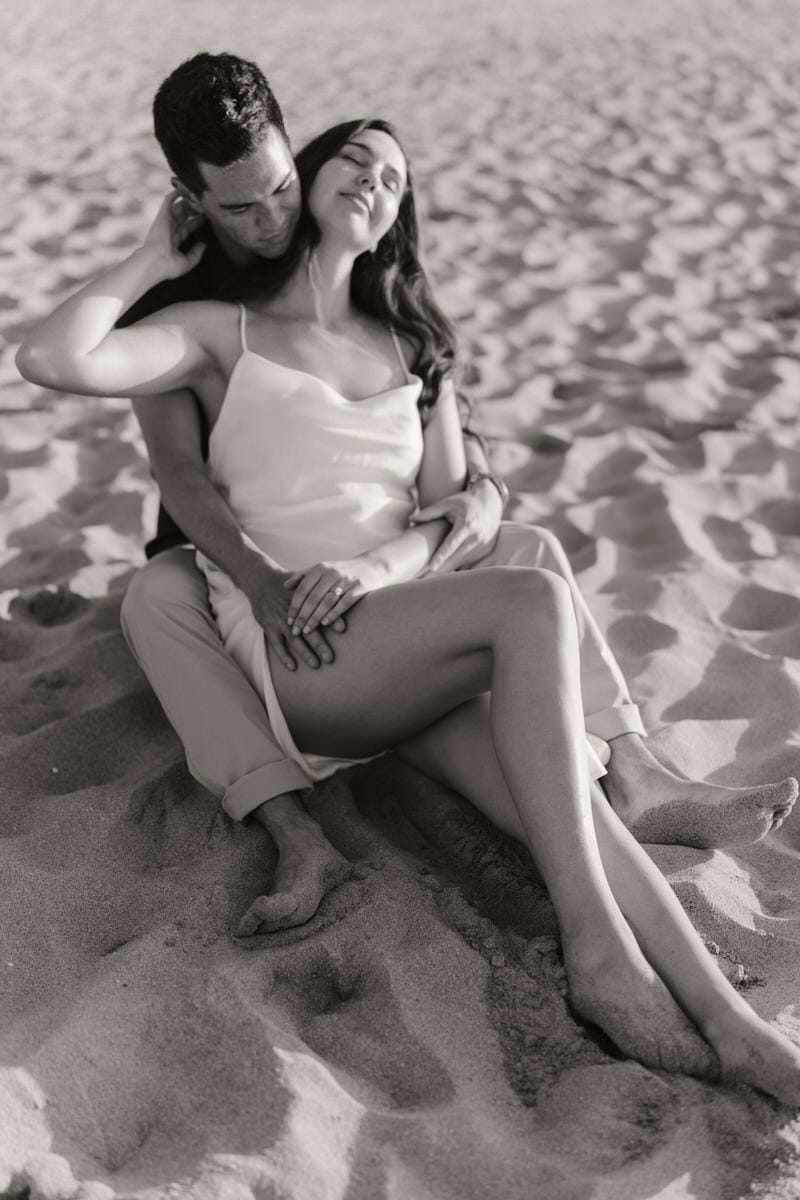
[{"left": 255, "top": 200, "right": 284, "bottom": 228}]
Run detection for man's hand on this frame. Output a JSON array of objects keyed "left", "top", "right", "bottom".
[
  {"left": 413, "top": 480, "right": 503, "bottom": 574},
  {"left": 243, "top": 559, "right": 345, "bottom": 670},
  {"left": 284, "top": 557, "right": 384, "bottom": 636}
]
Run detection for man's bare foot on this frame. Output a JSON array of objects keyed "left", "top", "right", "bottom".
[
  {"left": 705, "top": 1008, "right": 800, "bottom": 1106},
  {"left": 603, "top": 735, "right": 797, "bottom": 849},
  {"left": 565, "top": 929, "right": 719, "bottom": 1079},
  {"left": 237, "top": 835, "right": 351, "bottom": 935},
  {"left": 237, "top": 793, "right": 352, "bottom": 935}
]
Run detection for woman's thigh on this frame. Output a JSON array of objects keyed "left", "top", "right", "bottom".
[{"left": 271, "top": 567, "right": 549, "bottom": 760}]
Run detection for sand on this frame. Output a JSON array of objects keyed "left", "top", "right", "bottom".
[{"left": 3, "top": 0, "right": 800, "bottom": 1195}]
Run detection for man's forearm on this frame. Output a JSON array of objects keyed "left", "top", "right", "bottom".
[{"left": 157, "top": 458, "right": 277, "bottom": 595}]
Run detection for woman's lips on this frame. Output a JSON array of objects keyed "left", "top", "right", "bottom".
[{"left": 341, "top": 192, "right": 370, "bottom": 214}]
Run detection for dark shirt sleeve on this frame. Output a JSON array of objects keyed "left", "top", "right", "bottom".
[{"left": 117, "top": 232, "right": 226, "bottom": 556}]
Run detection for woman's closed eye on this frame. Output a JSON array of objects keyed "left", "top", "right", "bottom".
[{"left": 342, "top": 153, "right": 400, "bottom": 193}]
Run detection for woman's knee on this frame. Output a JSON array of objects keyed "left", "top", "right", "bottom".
[{"left": 500, "top": 566, "right": 575, "bottom": 633}]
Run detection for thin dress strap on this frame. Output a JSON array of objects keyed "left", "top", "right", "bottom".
[
  {"left": 389, "top": 327, "right": 412, "bottom": 383},
  {"left": 238, "top": 304, "right": 249, "bottom": 353}
]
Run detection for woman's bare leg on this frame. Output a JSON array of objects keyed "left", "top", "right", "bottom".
[
  {"left": 271, "top": 568, "right": 725, "bottom": 1073},
  {"left": 397, "top": 697, "right": 800, "bottom": 1103}
]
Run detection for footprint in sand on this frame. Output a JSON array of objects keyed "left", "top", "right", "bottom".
[
  {"left": 9, "top": 585, "right": 90, "bottom": 627},
  {"left": 111, "top": 758, "right": 219, "bottom": 869},
  {"left": 269, "top": 941, "right": 453, "bottom": 1110},
  {"left": 538, "top": 1062, "right": 681, "bottom": 1172},
  {"left": 722, "top": 584, "right": 800, "bottom": 632},
  {"left": 753, "top": 497, "right": 800, "bottom": 537},
  {"left": 0, "top": 690, "right": 178, "bottom": 829},
  {"left": 608, "top": 613, "right": 678, "bottom": 660}
]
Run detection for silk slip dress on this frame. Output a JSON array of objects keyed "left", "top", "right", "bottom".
[{"left": 197, "top": 305, "right": 425, "bottom": 781}]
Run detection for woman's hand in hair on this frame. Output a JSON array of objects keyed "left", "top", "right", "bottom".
[
  {"left": 284, "top": 558, "right": 384, "bottom": 637},
  {"left": 140, "top": 192, "right": 207, "bottom": 280}
]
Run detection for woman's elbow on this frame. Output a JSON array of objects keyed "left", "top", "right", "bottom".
[
  {"left": 16, "top": 341, "right": 102, "bottom": 395},
  {"left": 16, "top": 340, "right": 63, "bottom": 389}
]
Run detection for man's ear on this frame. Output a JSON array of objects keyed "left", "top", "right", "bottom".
[{"left": 171, "top": 177, "right": 203, "bottom": 211}]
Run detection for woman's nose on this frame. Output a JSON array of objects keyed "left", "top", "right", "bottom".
[{"left": 357, "top": 168, "right": 377, "bottom": 190}]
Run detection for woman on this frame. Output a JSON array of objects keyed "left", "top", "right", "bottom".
[{"left": 17, "top": 119, "right": 800, "bottom": 1104}]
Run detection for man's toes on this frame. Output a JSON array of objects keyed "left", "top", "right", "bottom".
[
  {"left": 237, "top": 893, "right": 298, "bottom": 936},
  {"left": 237, "top": 898, "right": 270, "bottom": 937}
]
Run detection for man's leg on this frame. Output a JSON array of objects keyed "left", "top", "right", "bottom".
[
  {"left": 474, "top": 523, "right": 797, "bottom": 847},
  {"left": 120, "top": 547, "right": 350, "bottom": 928}
]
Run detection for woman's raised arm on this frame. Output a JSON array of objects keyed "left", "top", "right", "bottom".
[{"left": 16, "top": 194, "right": 212, "bottom": 399}]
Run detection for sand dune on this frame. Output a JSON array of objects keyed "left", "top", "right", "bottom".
[{"left": 4, "top": 0, "right": 800, "bottom": 1196}]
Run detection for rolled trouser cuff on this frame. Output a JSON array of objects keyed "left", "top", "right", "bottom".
[
  {"left": 585, "top": 703, "right": 647, "bottom": 743},
  {"left": 222, "top": 761, "right": 313, "bottom": 822}
]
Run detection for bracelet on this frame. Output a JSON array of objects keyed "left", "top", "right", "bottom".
[{"left": 466, "top": 470, "right": 509, "bottom": 509}]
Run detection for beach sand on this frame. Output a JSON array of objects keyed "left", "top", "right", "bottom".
[{"left": 3, "top": 0, "right": 800, "bottom": 1195}]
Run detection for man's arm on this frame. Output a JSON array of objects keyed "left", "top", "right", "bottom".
[{"left": 133, "top": 391, "right": 342, "bottom": 669}]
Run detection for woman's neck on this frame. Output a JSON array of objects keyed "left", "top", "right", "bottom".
[{"left": 279, "top": 244, "right": 359, "bottom": 329}]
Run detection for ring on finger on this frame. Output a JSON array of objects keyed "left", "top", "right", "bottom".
[{"left": 332, "top": 585, "right": 344, "bottom": 597}]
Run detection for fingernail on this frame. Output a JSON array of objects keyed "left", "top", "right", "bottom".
[
  {"left": 303, "top": 625, "right": 311, "bottom": 634},
  {"left": 322, "top": 617, "right": 330, "bottom": 625},
  {"left": 293, "top": 626, "right": 300, "bottom": 636}
]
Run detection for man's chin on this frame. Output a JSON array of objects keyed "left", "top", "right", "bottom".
[{"left": 252, "top": 236, "right": 292, "bottom": 259}]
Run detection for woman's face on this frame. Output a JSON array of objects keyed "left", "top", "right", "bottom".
[{"left": 308, "top": 128, "right": 408, "bottom": 253}]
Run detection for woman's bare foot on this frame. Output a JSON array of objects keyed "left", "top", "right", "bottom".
[
  {"left": 705, "top": 1008, "right": 800, "bottom": 1106},
  {"left": 603, "top": 735, "right": 797, "bottom": 849},
  {"left": 564, "top": 929, "right": 719, "bottom": 1079}
]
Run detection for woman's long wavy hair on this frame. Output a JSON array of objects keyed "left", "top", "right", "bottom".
[{"left": 224, "top": 118, "right": 457, "bottom": 415}]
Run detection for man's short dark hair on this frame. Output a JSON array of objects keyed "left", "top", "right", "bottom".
[{"left": 153, "top": 52, "right": 288, "bottom": 195}]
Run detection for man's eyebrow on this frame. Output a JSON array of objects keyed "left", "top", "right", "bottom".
[{"left": 217, "top": 168, "right": 295, "bottom": 209}]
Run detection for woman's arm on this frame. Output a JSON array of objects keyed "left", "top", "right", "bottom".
[
  {"left": 412, "top": 381, "right": 507, "bottom": 573},
  {"left": 16, "top": 194, "right": 212, "bottom": 399},
  {"left": 416, "top": 377, "right": 468, "bottom": 507}
]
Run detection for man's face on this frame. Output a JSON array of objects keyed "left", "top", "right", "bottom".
[{"left": 187, "top": 125, "right": 301, "bottom": 264}]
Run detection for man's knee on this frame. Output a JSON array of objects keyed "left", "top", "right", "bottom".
[
  {"left": 121, "top": 549, "right": 210, "bottom": 642},
  {"left": 489, "top": 522, "right": 571, "bottom": 574}
]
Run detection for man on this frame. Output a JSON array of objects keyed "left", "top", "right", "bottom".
[
  {"left": 118, "top": 53, "right": 510, "bottom": 936},
  {"left": 120, "top": 53, "right": 796, "bottom": 937}
]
